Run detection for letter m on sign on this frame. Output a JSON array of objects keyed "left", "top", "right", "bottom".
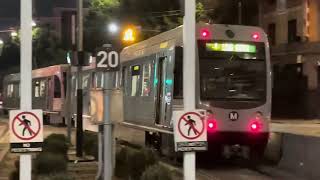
[{"left": 229, "top": 112, "right": 238, "bottom": 121}]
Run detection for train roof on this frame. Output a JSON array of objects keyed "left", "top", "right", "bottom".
[
  {"left": 3, "top": 64, "right": 70, "bottom": 82},
  {"left": 120, "top": 23, "right": 267, "bottom": 62}
]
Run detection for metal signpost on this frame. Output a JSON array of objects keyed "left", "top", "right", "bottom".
[
  {"left": 19, "top": 0, "right": 34, "bottom": 179},
  {"left": 93, "top": 46, "right": 120, "bottom": 180},
  {"left": 182, "top": 1, "right": 197, "bottom": 180}
]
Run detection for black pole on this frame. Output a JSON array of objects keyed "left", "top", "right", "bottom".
[
  {"left": 76, "top": 88, "right": 83, "bottom": 157},
  {"left": 76, "top": 0, "right": 84, "bottom": 158}
]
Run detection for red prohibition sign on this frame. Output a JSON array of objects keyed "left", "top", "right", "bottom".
[
  {"left": 12, "top": 112, "right": 41, "bottom": 141},
  {"left": 178, "top": 112, "right": 205, "bottom": 140}
]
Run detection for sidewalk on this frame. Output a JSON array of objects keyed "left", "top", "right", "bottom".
[{"left": 271, "top": 119, "right": 320, "bottom": 137}]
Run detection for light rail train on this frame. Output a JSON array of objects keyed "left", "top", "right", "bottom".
[
  {"left": 117, "top": 23, "right": 272, "bottom": 160},
  {"left": 2, "top": 23, "right": 272, "bottom": 160}
]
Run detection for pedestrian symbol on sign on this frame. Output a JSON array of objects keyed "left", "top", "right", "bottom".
[
  {"left": 178, "top": 112, "right": 205, "bottom": 140},
  {"left": 185, "top": 116, "right": 198, "bottom": 136},
  {"left": 19, "top": 115, "right": 33, "bottom": 136}
]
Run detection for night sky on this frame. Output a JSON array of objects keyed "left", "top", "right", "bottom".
[{"left": 0, "top": 0, "right": 77, "bottom": 30}]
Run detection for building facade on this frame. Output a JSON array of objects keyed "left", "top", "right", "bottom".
[{"left": 260, "top": 0, "right": 320, "bottom": 119}]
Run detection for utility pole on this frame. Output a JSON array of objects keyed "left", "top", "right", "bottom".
[
  {"left": 183, "top": 1, "right": 196, "bottom": 180},
  {"left": 20, "top": 0, "right": 32, "bottom": 179},
  {"left": 238, "top": 0, "right": 242, "bottom": 25},
  {"left": 76, "top": 0, "right": 84, "bottom": 157}
]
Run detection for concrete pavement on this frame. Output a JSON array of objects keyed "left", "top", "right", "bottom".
[{"left": 271, "top": 119, "right": 320, "bottom": 137}]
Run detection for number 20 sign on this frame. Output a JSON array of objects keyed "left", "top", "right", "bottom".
[{"left": 96, "top": 50, "right": 120, "bottom": 71}]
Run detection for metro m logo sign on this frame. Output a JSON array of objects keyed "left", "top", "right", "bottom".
[{"left": 229, "top": 112, "right": 239, "bottom": 121}]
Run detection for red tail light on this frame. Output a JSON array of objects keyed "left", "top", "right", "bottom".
[
  {"left": 207, "top": 120, "right": 217, "bottom": 133},
  {"left": 200, "top": 29, "right": 211, "bottom": 38},
  {"left": 252, "top": 32, "right": 260, "bottom": 40},
  {"left": 250, "top": 121, "right": 261, "bottom": 132}
]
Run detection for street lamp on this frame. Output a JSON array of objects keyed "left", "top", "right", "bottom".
[
  {"left": 0, "top": 39, "right": 3, "bottom": 45},
  {"left": 108, "top": 23, "right": 119, "bottom": 34},
  {"left": 11, "top": 31, "right": 18, "bottom": 37},
  {"left": 32, "top": 20, "right": 36, "bottom": 27},
  {"left": 122, "top": 27, "right": 136, "bottom": 42}
]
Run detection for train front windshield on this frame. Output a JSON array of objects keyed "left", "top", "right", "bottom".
[{"left": 198, "top": 41, "right": 266, "bottom": 102}]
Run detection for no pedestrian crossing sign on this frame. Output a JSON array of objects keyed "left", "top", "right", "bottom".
[
  {"left": 173, "top": 110, "right": 208, "bottom": 152},
  {"left": 9, "top": 110, "right": 43, "bottom": 153}
]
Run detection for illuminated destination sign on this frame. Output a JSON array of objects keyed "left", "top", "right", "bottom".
[{"left": 206, "top": 43, "right": 257, "bottom": 53}]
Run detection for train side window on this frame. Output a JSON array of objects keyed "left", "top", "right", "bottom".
[
  {"left": 174, "top": 46, "right": 183, "bottom": 99},
  {"left": 63, "top": 72, "right": 67, "bottom": 96},
  {"left": 141, "top": 63, "right": 151, "bottom": 96},
  {"left": 94, "top": 72, "right": 104, "bottom": 88},
  {"left": 40, "top": 80, "right": 46, "bottom": 97},
  {"left": 16, "top": 84, "right": 20, "bottom": 97},
  {"left": 131, "top": 65, "right": 141, "bottom": 96},
  {"left": 34, "top": 80, "right": 40, "bottom": 97},
  {"left": 82, "top": 73, "right": 90, "bottom": 89},
  {"left": 7, "top": 84, "right": 14, "bottom": 98},
  {"left": 122, "top": 66, "right": 128, "bottom": 95},
  {"left": 54, "top": 75, "right": 61, "bottom": 98},
  {"left": 71, "top": 75, "right": 77, "bottom": 96}
]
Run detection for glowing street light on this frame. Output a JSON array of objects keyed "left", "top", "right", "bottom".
[
  {"left": 122, "top": 27, "right": 136, "bottom": 42},
  {"left": 0, "top": 39, "right": 3, "bottom": 45},
  {"left": 32, "top": 20, "right": 37, "bottom": 27},
  {"left": 11, "top": 31, "right": 18, "bottom": 37},
  {"left": 108, "top": 23, "right": 119, "bottom": 34}
]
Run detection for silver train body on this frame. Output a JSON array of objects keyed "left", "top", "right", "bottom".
[{"left": 117, "top": 24, "right": 272, "bottom": 158}]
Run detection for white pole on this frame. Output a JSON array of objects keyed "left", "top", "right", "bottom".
[
  {"left": 103, "top": 87, "right": 113, "bottom": 180},
  {"left": 183, "top": 0, "right": 196, "bottom": 180},
  {"left": 20, "top": 0, "right": 33, "bottom": 179}
]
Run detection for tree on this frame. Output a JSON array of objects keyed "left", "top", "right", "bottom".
[
  {"left": 84, "top": 0, "right": 120, "bottom": 52},
  {"left": 32, "top": 24, "right": 67, "bottom": 68},
  {"left": 200, "top": 0, "right": 259, "bottom": 25},
  {"left": 0, "top": 24, "right": 67, "bottom": 72},
  {"left": 83, "top": 0, "right": 211, "bottom": 51}
]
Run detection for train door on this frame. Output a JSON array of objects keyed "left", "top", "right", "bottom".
[
  {"left": 47, "top": 77, "right": 54, "bottom": 111},
  {"left": 52, "top": 75, "right": 63, "bottom": 112},
  {"left": 155, "top": 56, "right": 173, "bottom": 127}
]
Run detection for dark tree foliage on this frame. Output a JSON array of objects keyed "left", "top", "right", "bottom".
[
  {"left": 83, "top": 0, "right": 212, "bottom": 51},
  {"left": 202, "top": 0, "right": 259, "bottom": 25}
]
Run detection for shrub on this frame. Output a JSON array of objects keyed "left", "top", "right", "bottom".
[
  {"left": 34, "top": 153, "right": 67, "bottom": 175},
  {"left": 43, "top": 139, "right": 68, "bottom": 159},
  {"left": 9, "top": 160, "right": 20, "bottom": 180},
  {"left": 142, "top": 148, "right": 158, "bottom": 167},
  {"left": 9, "top": 170, "right": 19, "bottom": 180},
  {"left": 83, "top": 131, "right": 98, "bottom": 159},
  {"left": 37, "top": 173, "right": 74, "bottom": 180},
  {"left": 114, "top": 146, "right": 159, "bottom": 180},
  {"left": 115, "top": 147, "right": 129, "bottom": 178},
  {"left": 128, "top": 149, "right": 147, "bottom": 180},
  {"left": 43, "top": 134, "right": 68, "bottom": 159},
  {"left": 141, "top": 164, "right": 172, "bottom": 180},
  {"left": 44, "top": 134, "right": 67, "bottom": 144}
]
